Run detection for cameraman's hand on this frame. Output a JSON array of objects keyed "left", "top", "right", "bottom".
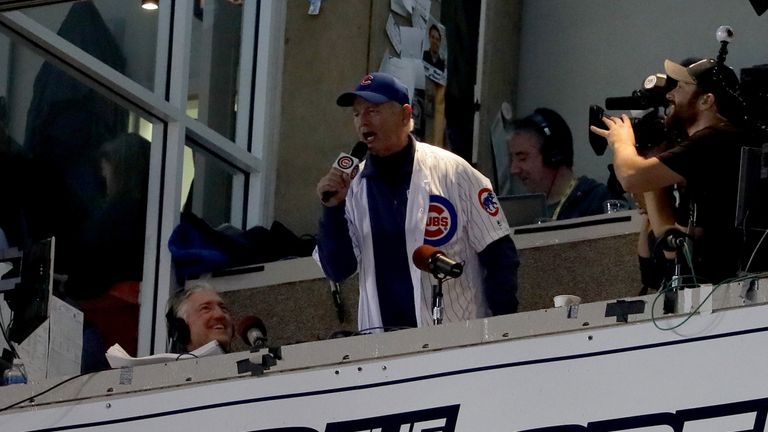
[
  {"left": 590, "top": 114, "right": 636, "bottom": 151},
  {"left": 591, "top": 115, "right": 684, "bottom": 193}
]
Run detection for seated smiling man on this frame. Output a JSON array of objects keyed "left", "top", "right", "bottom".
[
  {"left": 508, "top": 108, "right": 620, "bottom": 220},
  {"left": 166, "top": 280, "right": 234, "bottom": 354}
]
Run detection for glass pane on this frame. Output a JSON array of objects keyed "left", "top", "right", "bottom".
[
  {"left": 1, "top": 32, "right": 149, "bottom": 366},
  {"left": 187, "top": 0, "right": 243, "bottom": 141},
  {"left": 22, "top": 0, "right": 159, "bottom": 92},
  {"left": 183, "top": 139, "right": 240, "bottom": 229}
]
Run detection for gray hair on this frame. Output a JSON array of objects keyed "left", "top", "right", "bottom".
[
  {"left": 385, "top": 101, "right": 415, "bottom": 132},
  {"left": 167, "top": 280, "right": 219, "bottom": 322}
]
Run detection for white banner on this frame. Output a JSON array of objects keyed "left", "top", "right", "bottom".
[{"left": 2, "top": 298, "right": 768, "bottom": 431}]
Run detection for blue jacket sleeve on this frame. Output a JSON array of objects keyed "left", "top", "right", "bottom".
[
  {"left": 316, "top": 204, "right": 358, "bottom": 282},
  {"left": 478, "top": 235, "right": 520, "bottom": 315}
]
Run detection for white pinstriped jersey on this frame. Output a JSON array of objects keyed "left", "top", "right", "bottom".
[{"left": 345, "top": 140, "right": 511, "bottom": 330}]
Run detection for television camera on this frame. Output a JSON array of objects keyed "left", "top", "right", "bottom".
[
  {"left": 588, "top": 72, "right": 675, "bottom": 156},
  {"left": 588, "top": 25, "right": 768, "bottom": 156}
]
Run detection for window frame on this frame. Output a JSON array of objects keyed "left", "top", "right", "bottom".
[{"left": 0, "top": 0, "right": 285, "bottom": 354}]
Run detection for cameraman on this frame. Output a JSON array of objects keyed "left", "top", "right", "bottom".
[{"left": 591, "top": 57, "right": 755, "bottom": 284}]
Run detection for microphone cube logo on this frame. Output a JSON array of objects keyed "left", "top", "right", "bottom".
[
  {"left": 337, "top": 155, "right": 355, "bottom": 170},
  {"left": 333, "top": 153, "right": 361, "bottom": 174}
]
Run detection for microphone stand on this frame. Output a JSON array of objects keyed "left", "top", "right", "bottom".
[
  {"left": 663, "top": 260, "right": 682, "bottom": 314},
  {"left": 663, "top": 235, "right": 694, "bottom": 315},
  {"left": 415, "top": 246, "right": 463, "bottom": 325},
  {"left": 432, "top": 276, "right": 447, "bottom": 325},
  {"left": 329, "top": 281, "right": 345, "bottom": 323}
]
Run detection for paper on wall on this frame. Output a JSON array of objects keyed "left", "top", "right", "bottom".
[
  {"left": 399, "top": 26, "right": 424, "bottom": 59},
  {"left": 380, "top": 54, "right": 429, "bottom": 104},
  {"left": 390, "top": 0, "right": 409, "bottom": 17},
  {"left": 412, "top": 0, "right": 430, "bottom": 29},
  {"left": 386, "top": 14, "right": 402, "bottom": 55}
]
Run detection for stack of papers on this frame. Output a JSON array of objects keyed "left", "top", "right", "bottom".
[{"left": 106, "top": 340, "right": 224, "bottom": 368}]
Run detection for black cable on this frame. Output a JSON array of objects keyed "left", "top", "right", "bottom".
[
  {"left": 651, "top": 271, "right": 768, "bottom": 331},
  {"left": 1, "top": 341, "right": 206, "bottom": 412},
  {"left": 0, "top": 306, "right": 19, "bottom": 359},
  {"left": 745, "top": 228, "right": 768, "bottom": 273},
  {"left": 353, "top": 326, "right": 413, "bottom": 336},
  {"left": 328, "top": 327, "right": 408, "bottom": 338},
  {"left": 0, "top": 371, "right": 91, "bottom": 413},
  {"left": 653, "top": 228, "right": 693, "bottom": 254},
  {"left": 174, "top": 352, "right": 199, "bottom": 361},
  {"left": 1, "top": 342, "right": 224, "bottom": 412}
]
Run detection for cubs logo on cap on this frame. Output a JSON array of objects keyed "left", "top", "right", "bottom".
[
  {"left": 424, "top": 195, "right": 457, "bottom": 247},
  {"left": 478, "top": 188, "right": 500, "bottom": 217},
  {"left": 360, "top": 74, "right": 373, "bottom": 86}
]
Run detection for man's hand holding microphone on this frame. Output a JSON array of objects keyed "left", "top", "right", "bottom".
[{"left": 317, "top": 141, "right": 368, "bottom": 207}]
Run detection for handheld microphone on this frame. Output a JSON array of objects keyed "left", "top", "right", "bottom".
[
  {"left": 237, "top": 315, "right": 267, "bottom": 349},
  {"left": 412, "top": 244, "right": 463, "bottom": 279},
  {"left": 321, "top": 141, "right": 368, "bottom": 203}
]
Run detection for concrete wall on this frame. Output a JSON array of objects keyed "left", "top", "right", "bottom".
[
  {"left": 274, "top": 0, "right": 376, "bottom": 237},
  {"left": 221, "top": 232, "right": 640, "bottom": 347},
  {"left": 223, "top": 277, "right": 360, "bottom": 350},
  {"left": 474, "top": 1, "right": 523, "bottom": 184}
]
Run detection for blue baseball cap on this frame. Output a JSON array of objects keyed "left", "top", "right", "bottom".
[{"left": 336, "top": 72, "right": 410, "bottom": 107}]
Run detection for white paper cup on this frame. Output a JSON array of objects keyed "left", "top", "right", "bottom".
[{"left": 553, "top": 294, "right": 582, "bottom": 308}]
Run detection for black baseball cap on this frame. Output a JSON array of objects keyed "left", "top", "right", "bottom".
[
  {"left": 664, "top": 58, "right": 740, "bottom": 95},
  {"left": 664, "top": 58, "right": 743, "bottom": 121}
]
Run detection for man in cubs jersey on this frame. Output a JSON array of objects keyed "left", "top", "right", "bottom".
[{"left": 316, "top": 72, "right": 519, "bottom": 331}]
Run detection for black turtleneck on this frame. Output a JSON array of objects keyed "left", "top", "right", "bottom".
[{"left": 361, "top": 138, "right": 417, "bottom": 328}]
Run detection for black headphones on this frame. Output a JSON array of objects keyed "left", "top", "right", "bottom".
[
  {"left": 165, "top": 286, "right": 236, "bottom": 353},
  {"left": 166, "top": 290, "right": 191, "bottom": 352},
  {"left": 525, "top": 108, "right": 573, "bottom": 169}
]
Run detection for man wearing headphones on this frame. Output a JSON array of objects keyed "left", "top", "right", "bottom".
[
  {"left": 166, "top": 281, "right": 234, "bottom": 353},
  {"left": 508, "top": 107, "right": 616, "bottom": 220}
]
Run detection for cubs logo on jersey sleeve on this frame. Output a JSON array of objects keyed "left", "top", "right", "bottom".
[
  {"left": 477, "top": 188, "right": 500, "bottom": 217},
  {"left": 424, "top": 195, "right": 458, "bottom": 247}
]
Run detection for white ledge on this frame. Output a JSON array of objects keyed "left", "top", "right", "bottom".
[
  {"left": 202, "top": 210, "right": 643, "bottom": 292},
  {"left": 511, "top": 209, "right": 643, "bottom": 249},
  {"left": 194, "top": 256, "right": 325, "bottom": 293}
]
